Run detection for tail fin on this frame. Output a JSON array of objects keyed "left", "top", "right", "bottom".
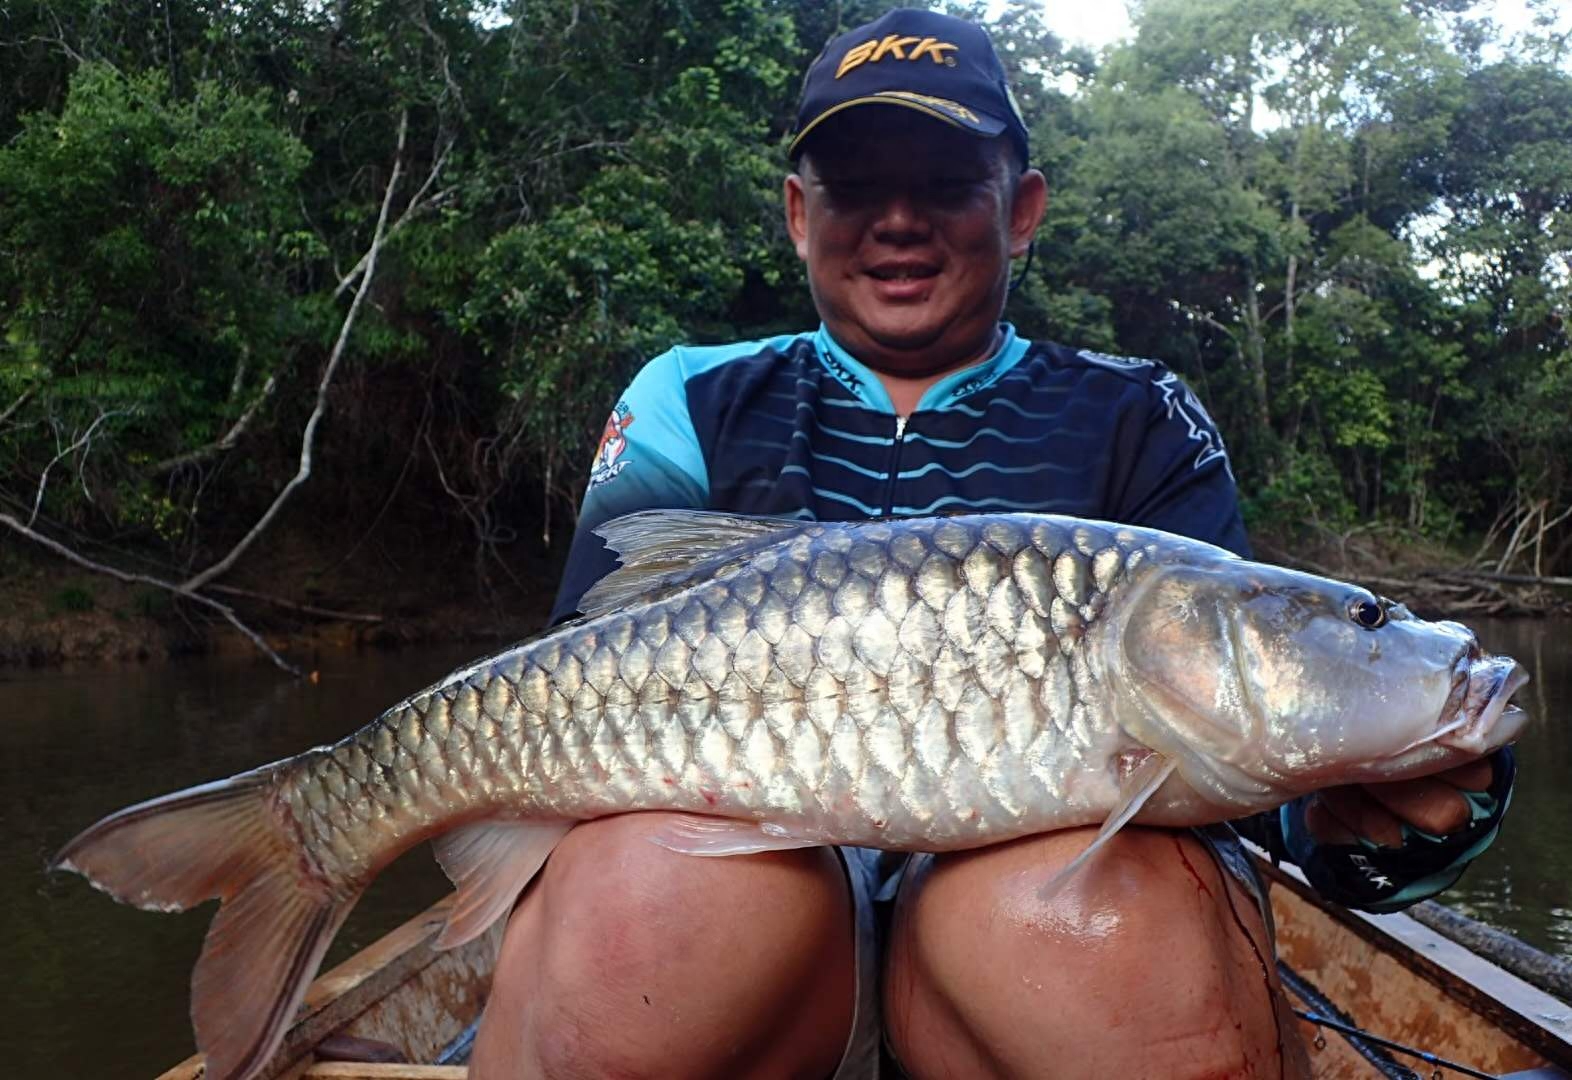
[{"left": 51, "top": 768, "right": 355, "bottom": 1080}]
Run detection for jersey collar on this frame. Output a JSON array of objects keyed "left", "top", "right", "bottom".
[{"left": 813, "top": 324, "right": 1031, "bottom": 415}]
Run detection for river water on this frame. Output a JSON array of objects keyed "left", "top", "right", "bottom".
[{"left": 2, "top": 621, "right": 1567, "bottom": 1078}]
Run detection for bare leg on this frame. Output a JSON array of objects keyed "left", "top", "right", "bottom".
[
  {"left": 885, "top": 826, "right": 1310, "bottom": 1080},
  {"left": 469, "top": 812, "right": 856, "bottom": 1080}
]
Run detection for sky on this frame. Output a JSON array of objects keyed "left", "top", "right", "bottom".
[{"left": 1029, "top": 0, "right": 1558, "bottom": 51}]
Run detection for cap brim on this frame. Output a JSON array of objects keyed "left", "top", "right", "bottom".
[{"left": 789, "top": 96, "right": 1008, "bottom": 158}]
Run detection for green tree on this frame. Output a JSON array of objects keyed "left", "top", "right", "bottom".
[{"left": 0, "top": 63, "right": 316, "bottom": 540}]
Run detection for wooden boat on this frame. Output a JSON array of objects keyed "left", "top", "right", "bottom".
[
  {"left": 159, "top": 858, "right": 1572, "bottom": 1080},
  {"left": 1263, "top": 859, "right": 1572, "bottom": 1079},
  {"left": 157, "top": 894, "right": 487, "bottom": 1080}
]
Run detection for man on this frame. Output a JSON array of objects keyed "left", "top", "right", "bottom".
[{"left": 471, "top": 10, "right": 1514, "bottom": 1077}]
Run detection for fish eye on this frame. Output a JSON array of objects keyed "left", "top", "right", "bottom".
[{"left": 1348, "top": 596, "right": 1387, "bottom": 630}]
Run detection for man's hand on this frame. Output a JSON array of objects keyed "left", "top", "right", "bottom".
[{"left": 1305, "top": 758, "right": 1496, "bottom": 847}]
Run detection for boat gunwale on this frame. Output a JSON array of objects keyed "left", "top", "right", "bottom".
[
  {"left": 1257, "top": 854, "right": 1572, "bottom": 1070},
  {"left": 156, "top": 894, "right": 490, "bottom": 1080}
]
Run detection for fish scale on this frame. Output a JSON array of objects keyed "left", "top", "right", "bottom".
[
  {"left": 55, "top": 508, "right": 1530, "bottom": 1080},
  {"left": 280, "top": 513, "right": 1137, "bottom": 877}
]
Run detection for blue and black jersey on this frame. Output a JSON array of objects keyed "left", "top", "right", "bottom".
[{"left": 552, "top": 324, "right": 1247, "bottom": 622}]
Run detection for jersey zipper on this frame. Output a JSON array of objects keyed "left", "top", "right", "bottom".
[{"left": 882, "top": 415, "right": 908, "bottom": 516}]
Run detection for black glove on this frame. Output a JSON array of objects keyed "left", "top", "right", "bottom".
[{"left": 1278, "top": 746, "right": 1516, "bottom": 913}]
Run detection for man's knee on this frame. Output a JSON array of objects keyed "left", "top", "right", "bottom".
[
  {"left": 887, "top": 827, "right": 1296, "bottom": 1080},
  {"left": 471, "top": 813, "right": 856, "bottom": 1080}
]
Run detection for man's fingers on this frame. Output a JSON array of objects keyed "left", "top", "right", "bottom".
[
  {"left": 1434, "top": 758, "right": 1494, "bottom": 792},
  {"left": 1315, "top": 787, "right": 1406, "bottom": 848},
  {"left": 1362, "top": 779, "right": 1472, "bottom": 836},
  {"left": 1303, "top": 757, "right": 1497, "bottom": 847},
  {"left": 1303, "top": 798, "right": 1359, "bottom": 845}
]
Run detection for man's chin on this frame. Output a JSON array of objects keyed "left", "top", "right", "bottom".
[
  {"left": 864, "top": 318, "right": 1004, "bottom": 373},
  {"left": 868, "top": 327, "right": 945, "bottom": 354},
  {"left": 854, "top": 314, "right": 949, "bottom": 354}
]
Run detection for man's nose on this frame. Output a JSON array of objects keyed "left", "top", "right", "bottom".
[{"left": 871, "top": 187, "right": 931, "bottom": 241}]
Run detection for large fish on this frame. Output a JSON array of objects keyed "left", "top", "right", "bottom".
[{"left": 54, "top": 511, "right": 1528, "bottom": 1080}]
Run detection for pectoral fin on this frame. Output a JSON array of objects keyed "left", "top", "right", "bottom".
[
  {"left": 1039, "top": 751, "right": 1179, "bottom": 901},
  {"left": 647, "top": 815, "right": 824, "bottom": 856}
]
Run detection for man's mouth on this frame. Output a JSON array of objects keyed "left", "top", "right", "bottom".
[{"left": 866, "top": 263, "right": 940, "bottom": 282}]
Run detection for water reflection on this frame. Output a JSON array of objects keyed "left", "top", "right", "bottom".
[
  {"left": 2, "top": 646, "right": 479, "bottom": 1080},
  {"left": 1438, "top": 619, "right": 1572, "bottom": 959}
]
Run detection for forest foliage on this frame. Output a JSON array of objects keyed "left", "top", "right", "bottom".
[{"left": 1, "top": 0, "right": 1569, "bottom": 599}]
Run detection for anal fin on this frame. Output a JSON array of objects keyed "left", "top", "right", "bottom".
[
  {"left": 647, "top": 814, "right": 824, "bottom": 856},
  {"left": 1039, "top": 751, "right": 1180, "bottom": 900},
  {"left": 432, "top": 819, "right": 573, "bottom": 949}
]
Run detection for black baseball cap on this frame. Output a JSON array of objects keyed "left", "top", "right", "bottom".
[{"left": 789, "top": 8, "right": 1029, "bottom": 165}]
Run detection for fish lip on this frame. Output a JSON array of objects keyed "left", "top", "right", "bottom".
[
  {"left": 1441, "top": 646, "right": 1474, "bottom": 721},
  {"left": 1440, "top": 656, "right": 1530, "bottom": 752}
]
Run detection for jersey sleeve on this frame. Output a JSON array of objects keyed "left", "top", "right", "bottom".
[
  {"left": 548, "top": 348, "right": 709, "bottom": 624},
  {"left": 1113, "top": 367, "right": 1250, "bottom": 557}
]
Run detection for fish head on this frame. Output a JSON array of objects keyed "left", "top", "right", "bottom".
[{"left": 1107, "top": 558, "right": 1530, "bottom": 808}]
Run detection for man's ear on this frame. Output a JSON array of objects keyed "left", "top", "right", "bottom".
[
  {"left": 1009, "top": 169, "right": 1048, "bottom": 259},
  {"left": 784, "top": 172, "right": 809, "bottom": 261}
]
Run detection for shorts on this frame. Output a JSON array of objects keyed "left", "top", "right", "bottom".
[{"left": 829, "top": 828, "right": 1270, "bottom": 1080}]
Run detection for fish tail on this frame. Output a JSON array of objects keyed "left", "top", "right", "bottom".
[{"left": 51, "top": 767, "right": 356, "bottom": 1080}]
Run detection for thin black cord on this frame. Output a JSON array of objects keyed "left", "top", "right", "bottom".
[
  {"left": 1008, "top": 240, "right": 1035, "bottom": 293},
  {"left": 1291, "top": 1010, "right": 1499, "bottom": 1079}
]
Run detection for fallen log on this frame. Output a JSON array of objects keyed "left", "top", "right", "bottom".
[{"left": 1420, "top": 569, "right": 1572, "bottom": 590}]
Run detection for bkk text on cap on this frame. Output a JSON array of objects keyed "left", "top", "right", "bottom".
[{"left": 789, "top": 8, "right": 1030, "bottom": 165}]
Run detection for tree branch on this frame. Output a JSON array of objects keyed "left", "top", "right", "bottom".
[
  {"left": 1424, "top": 568, "right": 1572, "bottom": 589},
  {"left": 206, "top": 583, "right": 384, "bottom": 622},
  {"left": 0, "top": 388, "right": 34, "bottom": 429},
  {"left": 333, "top": 134, "right": 452, "bottom": 300},
  {"left": 28, "top": 408, "right": 133, "bottom": 528},
  {"left": 0, "top": 512, "right": 301, "bottom": 676},
  {"left": 182, "top": 109, "right": 409, "bottom": 593},
  {"left": 149, "top": 373, "right": 276, "bottom": 475}
]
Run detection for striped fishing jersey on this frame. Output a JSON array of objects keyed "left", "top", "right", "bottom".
[{"left": 552, "top": 324, "right": 1247, "bottom": 622}]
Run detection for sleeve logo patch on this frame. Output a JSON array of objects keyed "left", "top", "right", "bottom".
[
  {"left": 589, "top": 402, "right": 635, "bottom": 488},
  {"left": 1154, "top": 371, "right": 1232, "bottom": 476}
]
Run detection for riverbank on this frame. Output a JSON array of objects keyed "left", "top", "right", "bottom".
[
  {"left": 1251, "top": 524, "right": 1572, "bottom": 620},
  {"left": 0, "top": 529, "right": 556, "bottom": 669},
  {"left": 2, "top": 520, "right": 1567, "bottom": 670}
]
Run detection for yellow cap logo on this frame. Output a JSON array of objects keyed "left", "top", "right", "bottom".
[{"left": 836, "top": 35, "right": 958, "bottom": 79}]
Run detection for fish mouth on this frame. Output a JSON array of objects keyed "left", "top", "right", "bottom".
[{"left": 1429, "top": 651, "right": 1530, "bottom": 754}]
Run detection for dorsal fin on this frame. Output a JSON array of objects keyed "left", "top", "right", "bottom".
[{"left": 581, "top": 510, "right": 807, "bottom": 617}]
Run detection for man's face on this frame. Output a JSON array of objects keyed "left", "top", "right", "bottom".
[{"left": 785, "top": 110, "right": 1047, "bottom": 379}]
